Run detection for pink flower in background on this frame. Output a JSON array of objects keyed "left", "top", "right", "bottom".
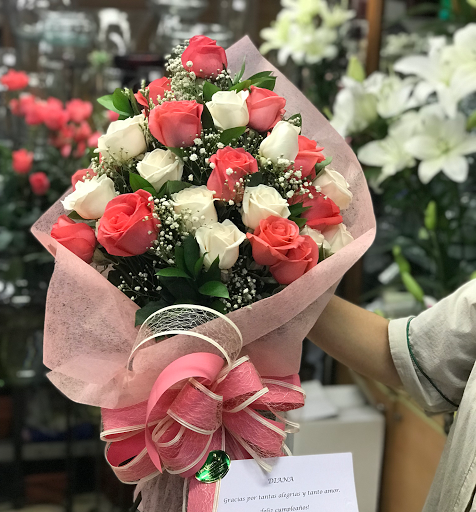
[
  {"left": 1, "top": 69, "right": 29, "bottom": 90},
  {"left": 294, "top": 136, "right": 325, "bottom": 178},
  {"left": 29, "top": 172, "right": 50, "bottom": 195},
  {"left": 66, "top": 99, "right": 93, "bottom": 123},
  {"left": 107, "top": 110, "right": 120, "bottom": 122},
  {"left": 246, "top": 86, "right": 286, "bottom": 133},
  {"left": 12, "top": 94, "right": 36, "bottom": 116},
  {"left": 24, "top": 101, "right": 45, "bottom": 125},
  {"left": 74, "top": 121, "right": 93, "bottom": 142},
  {"left": 42, "top": 101, "right": 69, "bottom": 131},
  {"left": 12, "top": 149, "right": 34, "bottom": 174},
  {"left": 97, "top": 189, "right": 161, "bottom": 257},
  {"left": 135, "top": 77, "right": 171, "bottom": 108},
  {"left": 207, "top": 147, "right": 258, "bottom": 201},
  {"left": 181, "top": 35, "right": 227, "bottom": 78},
  {"left": 71, "top": 168, "right": 97, "bottom": 188},
  {"left": 87, "top": 131, "right": 101, "bottom": 148},
  {"left": 148, "top": 100, "right": 203, "bottom": 148},
  {"left": 51, "top": 214, "right": 97, "bottom": 263},
  {"left": 73, "top": 142, "right": 87, "bottom": 158}
]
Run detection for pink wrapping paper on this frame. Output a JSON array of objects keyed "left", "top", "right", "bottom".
[{"left": 31, "top": 37, "right": 375, "bottom": 415}]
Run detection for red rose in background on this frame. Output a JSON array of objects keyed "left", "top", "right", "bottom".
[
  {"left": 66, "top": 99, "right": 93, "bottom": 123},
  {"left": 42, "top": 100, "right": 69, "bottom": 131},
  {"left": 269, "top": 235, "right": 319, "bottom": 285},
  {"left": 29, "top": 172, "right": 50, "bottom": 195},
  {"left": 135, "top": 77, "right": 171, "bottom": 108},
  {"left": 290, "top": 186, "right": 342, "bottom": 231},
  {"left": 181, "top": 35, "right": 227, "bottom": 79},
  {"left": 1, "top": 69, "right": 29, "bottom": 90},
  {"left": 246, "top": 216, "right": 301, "bottom": 266},
  {"left": 71, "top": 168, "right": 98, "bottom": 188},
  {"left": 25, "top": 101, "right": 45, "bottom": 125},
  {"left": 97, "top": 189, "right": 160, "bottom": 257},
  {"left": 107, "top": 111, "right": 120, "bottom": 122},
  {"left": 294, "top": 136, "right": 325, "bottom": 178},
  {"left": 74, "top": 121, "right": 93, "bottom": 142},
  {"left": 246, "top": 86, "right": 286, "bottom": 133},
  {"left": 207, "top": 147, "right": 258, "bottom": 202},
  {"left": 12, "top": 149, "right": 34, "bottom": 174},
  {"left": 88, "top": 131, "right": 101, "bottom": 148},
  {"left": 51, "top": 214, "right": 96, "bottom": 263},
  {"left": 148, "top": 100, "right": 203, "bottom": 148},
  {"left": 14, "top": 94, "right": 36, "bottom": 116}
]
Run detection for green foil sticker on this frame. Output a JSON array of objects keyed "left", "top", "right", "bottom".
[{"left": 195, "top": 450, "right": 231, "bottom": 483}]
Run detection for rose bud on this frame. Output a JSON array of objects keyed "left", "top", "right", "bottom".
[
  {"left": 97, "top": 189, "right": 160, "bottom": 257},
  {"left": 294, "top": 136, "right": 325, "bottom": 178},
  {"left": 135, "top": 77, "right": 171, "bottom": 108},
  {"left": 148, "top": 100, "right": 203, "bottom": 148},
  {"left": 12, "top": 149, "right": 34, "bottom": 174},
  {"left": 1, "top": 69, "right": 29, "bottom": 90},
  {"left": 51, "top": 215, "right": 97, "bottom": 263},
  {"left": 181, "top": 35, "right": 227, "bottom": 79},
  {"left": 246, "top": 86, "right": 286, "bottom": 133},
  {"left": 207, "top": 147, "right": 258, "bottom": 202},
  {"left": 29, "top": 172, "right": 50, "bottom": 195}
]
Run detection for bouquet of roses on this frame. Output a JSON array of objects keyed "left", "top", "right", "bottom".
[{"left": 32, "top": 36, "right": 375, "bottom": 512}]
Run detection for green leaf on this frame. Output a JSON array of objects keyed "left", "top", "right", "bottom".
[
  {"left": 288, "top": 203, "right": 311, "bottom": 217},
  {"left": 229, "top": 79, "right": 251, "bottom": 93},
  {"left": 203, "top": 81, "right": 221, "bottom": 102},
  {"left": 175, "top": 245, "right": 186, "bottom": 271},
  {"left": 233, "top": 57, "right": 246, "bottom": 85},
  {"left": 129, "top": 173, "right": 156, "bottom": 196},
  {"left": 113, "top": 88, "right": 133, "bottom": 116},
  {"left": 315, "top": 156, "right": 333, "bottom": 173},
  {"left": 156, "top": 267, "right": 192, "bottom": 279},
  {"left": 97, "top": 94, "right": 115, "bottom": 111},
  {"left": 198, "top": 281, "right": 229, "bottom": 299},
  {"left": 392, "top": 245, "right": 411, "bottom": 274},
  {"left": 287, "top": 113, "right": 302, "bottom": 127},
  {"left": 210, "top": 300, "right": 227, "bottom": 314},
  {"left": 67, "top": 210, "right": 87, "bottom": 221},
  {"left": 246, "top": 172, "right": 264, "bottom": 187},
  {"left": 202, "top": 104, "right": 215, "bottom": 130},
  {"left": 161, "top": 276, "right": 199, "bottom": 302},
  {"left": 167, "top": 147, "right": 185, "bottom": 159},
  {"left": 157, "top": 180, "right": 192, "bottom": 198},
  {"left": 252, "top": 76, "right": 276, "bottom": 91},
  {"left": 204, "top": 256, "right": 221, "bottom": 283},
  {"left": 289, "top": 216, "right": 307, "bottom": 229},
  {"left": 183, "top": 235, "right": 200, "bottom": 275},
  {"left": 247, "top": 71, "right": 273, "bottom": 81},
  {"left": 219, "top": 126, "right": 246, "bottom": 145},
  {"left": 135, "top": 300, "right": 169, "bottom": 326},
  {"left": 193, "top": 254, "right": 206, "bottom": 278}
]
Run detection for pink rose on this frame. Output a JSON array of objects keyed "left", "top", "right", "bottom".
[
  {"left": 74, "top": 121, "right": 93, "bottom": 142},
  {"left": 25, "top": 101, "right": 45, "bottom": 125},
  {"left": 42, "top": 101, "right": 69, "bottom": 131},
  {"left": 135, "top": 77, "right": 171, "bottom": 108},
  {"left": 181, "top": 35, "right": 227, "bottom": 79},
  {"left": 289, "top": 186, "right": 342, "bottom": 231},
  {"left": 246, "top": 86, "right": 286, "bottom": 133},
  {"left": 12, "top": 149, "right": 34, "bottom": 174},
  {"left": 66, "top": 99, "right": 93, "bottom": 123},
  {"left": 269, "top": 235, "right": 319, "bottom": 285},
  {"left": 1, "top": 69, "right": 29, "bottom": 90},
  {"left": 246, "top": 216, "right": 301, "bottom": 266},
  {"left": 207, "top": 147, "right": 258, "bottom": 202},
  {"left": 51, "top": 214, "right": 96, "bottom": 263},
  {"left": 107, "top": 110, "right": 120, "bottom": 122},
  {"left": 73, "top": 141, "right": 87, "bottom": 158},
  {"left": 97, "top": 189, "right": 160, "bottom": 257},
  {"left": 71, "top": 168, "right": 98, "bottom": 188},
  {"left": 148, "top": 100, "right": 203, "bottom": 148},
  {"left": 294, "top": 136, "right": 325, "bottom": 178},
  {"left": 29, "top": 172, "right": 50, "bottom": 195},
  {"left": 88, "top": 131, "right": 101, "bottom": 148}
]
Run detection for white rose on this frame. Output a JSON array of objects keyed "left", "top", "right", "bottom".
[
  {"left": 206, "top": 90, "right": 250, "bottom": 130},
  {"left": 301, "top": 226, "right": 331, "bottom": 251},
  {"left": 97, "top": 114, "right": 147, "bottom": 161},
  {"left": 259, "top": 121, "right": 300, "bottom": 163},
  {"left": 242, "top": 184, "right": 290, "bottom": 230},
  {"left": 323, "top": 224, "right": 354, "bottom": 253},
  {"left": 137, "top": 149, "right": 183, "bottom": 192},
  {"left": 313, "top": 168, "right": 353, "bottom": 210},
  {"left": 62, "top": 175, "right": 116, "bottom": 219},
  {"left": 172, "top": 185, "right": 218, "bottom": 230},
  {"left": 195, "top": 220, "right": 246, "bottom": 270}
]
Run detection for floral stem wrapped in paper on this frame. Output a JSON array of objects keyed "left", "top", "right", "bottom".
[{"left": 32, "top": 35, "right": 375, "bottom": 512}]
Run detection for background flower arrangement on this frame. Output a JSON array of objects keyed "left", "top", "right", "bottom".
[{"left": 331, "top": 23, "right": 476, "bottom": 302}]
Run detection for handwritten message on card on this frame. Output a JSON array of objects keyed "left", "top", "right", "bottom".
[{"left": 216, "top": 453, "right": 359, "bottom": 512}]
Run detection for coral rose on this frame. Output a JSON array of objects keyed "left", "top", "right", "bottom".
[
  {"left": 12, "top": 149, "right": 34, "bottom": 174},
  {"left": 290, "top": 186, "right": 342, "bottom": 231},
  {"left": 97, "top": 189, "right": 160, "bottom": 257},
  {"left": 71, "top": 168, "right": 97, "bottom": 188},
  {"left": 207, "top": 147, "right": 258, "bottom": 202},
  {"left": 294, "top": 136, "right": 325, "bottom": 178},
  {"left": 66, "top": 99, "right": 93, "bottom": 123},
  {"left": 181, "top": 35, "right": 227, "bottom": 79},
  {"left": 51, "top": 215, "right": 96, "bottom": 263},
  {"left": 1, "top": 69, "right": 29, "bottom": 90},
  {"left": 29, "top": 172, "right": 50, "bottom": 195},
  {"left": 135, "top": 77, "right": 171, "bottom": 108},
  {"left": 148, "top": 100, "right": 203, "bottom": 148},
  {"left": 246, "top": 86, "right": 286, "bottom": 133}
]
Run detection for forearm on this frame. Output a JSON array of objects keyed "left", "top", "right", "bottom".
[{"left": 308, "top": 296, "right": 402, "bottom": 388}]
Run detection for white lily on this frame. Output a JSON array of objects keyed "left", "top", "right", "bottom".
[{"left": 404, "top": 111, "right": 476, "bottom": 184}]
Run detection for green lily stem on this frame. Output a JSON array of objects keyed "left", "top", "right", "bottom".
[{"left": 429, "top": 229, "right": 446, "bottom": 294}]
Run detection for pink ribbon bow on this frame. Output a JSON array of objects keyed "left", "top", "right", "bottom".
[{"left": 101, "top": 352, "right": 305, "bottom": 488}]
